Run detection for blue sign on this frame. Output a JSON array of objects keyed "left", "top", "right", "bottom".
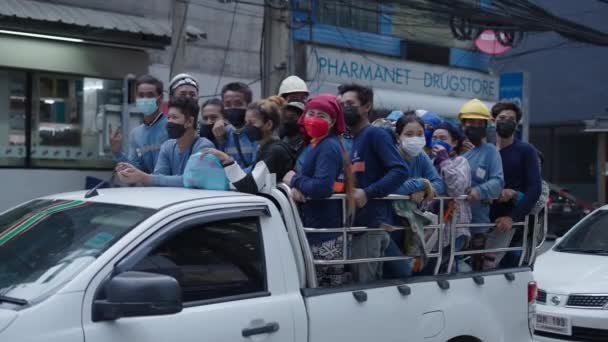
[
  {"left": 499, "top": 72, "right": 526, "bottom": 140},
  {"left": 499, "top": 72, "right": 524, "bottom": 108},
  {"left": 307, "top": 47, "right": 499, "bottom": 101}
]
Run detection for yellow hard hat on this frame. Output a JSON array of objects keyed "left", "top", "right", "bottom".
[{"left": 458, "top": 99, "right": 491, "bottom": 121}]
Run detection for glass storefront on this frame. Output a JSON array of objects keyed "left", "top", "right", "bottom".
[
  {"left": 0, "top": 68, "right": 128, "bottom": 169},
  {"left": 0, "top": 70, "right": 27, "bottom": 166}
]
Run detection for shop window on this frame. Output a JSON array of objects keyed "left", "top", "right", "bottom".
[
  {"left": 405, "top": 42, "right": 450, "bottom": 66},
  {"left": 0, "top": 68, "right": 133, "bottom": 169},
  {"left": 31, "top": 73, "right": 124, "bottom": 168},
  {"left": 317, "top": 0, "right": 379, "bottom": 33},
  {"left": 0, "top": 70, "right": 27, "bottom": 166}
]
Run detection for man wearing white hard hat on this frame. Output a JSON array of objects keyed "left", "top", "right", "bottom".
[
  {"left": 278, "top": 75, "right": 309, "bottom": 103},
  {"left": 169, "top": 73, "right": 199, "bottom": 100}
]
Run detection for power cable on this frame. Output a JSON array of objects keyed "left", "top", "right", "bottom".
[
  {"left": 189, "top": 0, "right": 263, "bottom": 18},
  {"left": 213, "top": 1, "right": 239, "bottom": 97},
  {"left": 170, "top": 1, "right": 190, "bottom": 73}
]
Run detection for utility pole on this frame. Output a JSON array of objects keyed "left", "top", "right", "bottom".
[
  {"left": 170, "top": 0, "right": 189, "bottom": 78},
  {"left": 262, "top": 1, "right": 290, "bottom": 97}
]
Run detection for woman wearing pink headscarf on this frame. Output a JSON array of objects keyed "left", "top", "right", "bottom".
[{"left": 282, "top": 94, "right": 355, "bottom": 287}]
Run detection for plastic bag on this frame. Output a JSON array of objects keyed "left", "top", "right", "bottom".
[{"left": 183, "top": 152, "right": 229, "bottom": 190}]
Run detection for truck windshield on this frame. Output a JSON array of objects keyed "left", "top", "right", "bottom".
[
  {"left": 0, "top": 199, "right": 155, "bottom": 308},
  {"left": 555, "top": 210, "right": 608, "bottom": 255}
]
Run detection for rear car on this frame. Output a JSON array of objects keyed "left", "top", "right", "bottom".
[
  {"left": 546, "top": 183, "right": 592, "bottom": 238},
  {"left": 534, "top": 206, "right": 608, "bottom": 341}
]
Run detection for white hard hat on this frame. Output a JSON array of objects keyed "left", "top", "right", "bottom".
[{"left": 278, "top": 75, "right": 309, "bottom": 96}]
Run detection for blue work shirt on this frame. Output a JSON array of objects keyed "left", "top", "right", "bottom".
[
  {"left": 291, "top": 135, "right": 344, "bottom": 243},
  {"left": 220, "top": 126, "right": 258, "bottom": 170},
  {"left": 396, "top": 152, "right": 445, "bottom": 196},
  {"left": 114, "top": 114, "right": 168, "bottom": 174},
  {"left": 152, "top": 137, "right": 214, "bottom": 187},
  {"left": 350, "top": 125, "right": 409, "bottom": 228},
  {"left": 463, "top": 142, "right": 504, "bottom": 233}
]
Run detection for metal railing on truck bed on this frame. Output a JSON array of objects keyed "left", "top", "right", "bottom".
[{"left": 275, "top": 183, "right": 545, "bottom": 288}]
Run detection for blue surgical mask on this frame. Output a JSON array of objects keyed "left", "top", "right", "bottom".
[
  {"left": 431, "top": 140, "right": 452, "bottom": 153},
  {"left": 136, "top": 98, "right": 158, "bottom": 115}
]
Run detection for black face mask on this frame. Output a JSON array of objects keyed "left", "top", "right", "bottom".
[
  {"left": 225, "top": 108, "right": 246, "bottom": 128},
  {"left": 343, "top": 105, "right": 361, "bottom": 127},
  {"left": 496, "top": 120, "right": 517, "bottom": 138},
  {"left": 167, "top": 122, "right": 186, "bottom": 139},
  {"left": 464, "top": 126, "right": 487, "bottom": 146},
  {"left": 279, "top": 119, "right": 301, "bottom": 139},
  {"left": 242, "top": 124, "right": 263, "bottom": 142},
  {"left": 199, "top": 123, "right": 214, "bottom": 139}
]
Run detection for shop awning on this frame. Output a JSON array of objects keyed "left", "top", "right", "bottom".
[{"left": 0, "top": 0, "right": 173, "bottom": 48}]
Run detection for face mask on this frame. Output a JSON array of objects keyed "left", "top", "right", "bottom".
[
  {"left": 431, "top": 140, "right": 452, "bottom": 154},
  {"left": 242, "top": 124, "right": 263, "bottom": 142},
  {"left": 279, "top": 119, "right": 301, "bottom": 139},
  {"left": 225, "top": 108, "right": 246, "bottom": 128},
  {"left": 199, "top": 123, "right": 214, "bottom": 139},
  {"left": 167, "top": 122, "right": 186, "bottom": 139},
  {"left": 496, "top": 120, "right": 517, "bottom": 138},
  {"left": 136, "top": 98, "right": 158, "bottom": 115},
  {"left": 401, "top": 136, "right": 426, "bottom": 156},
  {"left": 303, "top": 116, "right": 330, "bottom": 139},
  {"left": 343, "top": 105, "right": 362, "bottom": 127},
  {"left": 464, "top": 126, "right": 487, "bottom": 145}
]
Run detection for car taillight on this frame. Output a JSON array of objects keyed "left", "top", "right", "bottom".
[{"left": 528, "top": 281, "right": 538, "bottom": 303}]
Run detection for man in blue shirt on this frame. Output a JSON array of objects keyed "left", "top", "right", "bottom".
[
  {"left": 203, "top": 82, "right": 258, "bottom": 169},
  {"left": 485, "top": 101, "right": 541, "bottom": 269},
  {"left": 458, "top": 99, "right": 504, "bottom": 271},
  {"left": 110, "top": 75, "right": 168, "bottom": 174},
  {"left": 117, "top": 97, "right": 213, "bottom": 187},
  {"left": 338, "top": 83, "right": 409, "bottom": 282}
]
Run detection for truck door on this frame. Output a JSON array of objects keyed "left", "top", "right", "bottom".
[{"left": 82, "top": 207, "right": 299, "bottom": 342}]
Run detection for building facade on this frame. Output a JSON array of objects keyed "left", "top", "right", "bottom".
[
  {"left": 0, "top": 0, "right": 265, "bottom": 210},
  {"left": 491, "top": 0, "right": 608, "bottom": 204},
  {"left": 290, "top": 0, "right": 497, "bottom": 119}
]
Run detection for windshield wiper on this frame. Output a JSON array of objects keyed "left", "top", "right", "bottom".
[
  {"left": 557, "top": 247, "right": 608, "bottom": 255},
  {"left": 0, "top": 295, "right": 28, "bottom": 306}
]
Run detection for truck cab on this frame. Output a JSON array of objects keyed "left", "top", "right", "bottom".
[{"left": 0, "top": 186, "right": 539, "bottom": 342}]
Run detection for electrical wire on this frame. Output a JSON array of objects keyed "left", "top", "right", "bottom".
[
  {"left": 317, "top": 0, "right": 608, "bottom": 46},
  {"left": 213, "top": 1, "right": 240, "bottom": 97},
  {"left": 189, "top": 0, "right": 263, "bottom": 18},
  {"left": 170, "top": 0, "right": 190, "bottom": 73}
]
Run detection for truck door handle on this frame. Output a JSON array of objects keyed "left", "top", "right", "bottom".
[{"left": 242, "top": 322, "right": 280, "bottom": 337}]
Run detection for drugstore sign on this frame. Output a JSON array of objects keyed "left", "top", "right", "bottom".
[{"left": 307, "top": 46, "right": 499, "bottom": 101}]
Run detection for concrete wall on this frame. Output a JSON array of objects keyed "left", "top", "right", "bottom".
[{"left": 49, "top": 0, "right": 264, "bottom": 91}]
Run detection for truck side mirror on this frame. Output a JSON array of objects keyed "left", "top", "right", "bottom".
[{"left": 93, "top": 271, "right": 182, "bottom": 322}]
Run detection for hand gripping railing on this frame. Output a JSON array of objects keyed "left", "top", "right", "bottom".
[
  {"left": 300, "top": 193, "right": 447, "bottom": 276},
  {"left": 277, "top": 184, "right": 542, "bottom": 287}
]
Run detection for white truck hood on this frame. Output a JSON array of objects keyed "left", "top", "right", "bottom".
[
  {"left": 0, "top": 309, "right": 17, "bottom": 334},
  {"left": 535, "top": 249, "right": 608, "bottom": 294}
]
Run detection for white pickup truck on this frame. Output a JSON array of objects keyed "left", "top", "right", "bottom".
[{"left": 0, "top": 186, "right": 539, "bottom": 342}]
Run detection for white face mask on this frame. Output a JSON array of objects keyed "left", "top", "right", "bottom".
[{"left": 401, "top": 136, "right": 426, "bottom": 156}]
